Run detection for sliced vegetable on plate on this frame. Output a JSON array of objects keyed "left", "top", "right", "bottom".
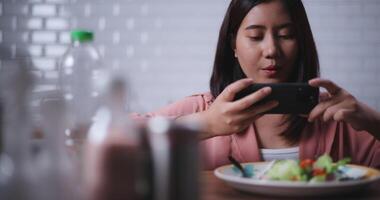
[{"left": 214, "top": 154, "right": 380, "bottom": 196}]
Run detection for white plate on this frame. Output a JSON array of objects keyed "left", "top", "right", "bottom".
[{"left": 214, "top": 162, "right": 380, "bottom": 197}]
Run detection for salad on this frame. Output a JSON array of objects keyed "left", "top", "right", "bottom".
[{"left": 235, "top": 154, "right": 367, "bottom": 182}]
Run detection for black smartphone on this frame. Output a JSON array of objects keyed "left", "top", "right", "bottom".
[{"left": 234, "top": 83, "right": 319, "bottom": 114}]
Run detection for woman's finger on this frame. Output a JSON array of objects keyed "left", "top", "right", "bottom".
[
  {"left": 237, "top": 113, "right": 265, "bottom": 130},
  {"left": 220, "top": 78, "right": 254, "bottom": 101},
  {"left": 231, "top": 87, "right": 272, "bottom": 111},
  {"left": 309, "top": 78, "right": 342, "bottom": 96},
  {"left": 333, "top": 108, "right": 355, "bottom": 122},
  {"left": 322, "top": 102, "right": 347, "bottom": 122},
  {"left": 231, "top": 100, "right": 278, "bottom": 123},
  {"left": 244, "top": 100, "right": 279, "bottom": 117},
  {"left": 302, "top": 92, "right": 330, "bottom": 119},
  {"left": 308, "top": 97, "right": 341, "bottom": 122},
  {"left": 319, "top": 91, "right": 331, "bottom": 102}
]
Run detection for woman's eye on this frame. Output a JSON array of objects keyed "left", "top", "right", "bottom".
[
  {"left": 249, "top": 36, "right": 263, "bottom": 41},
  {"left": 278, "top": 34, "right": 295, "bottom": 39}
]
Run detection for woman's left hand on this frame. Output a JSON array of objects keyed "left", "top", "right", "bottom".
[{"left": 308, "top": 78, "right": 380, "bottom": 137}]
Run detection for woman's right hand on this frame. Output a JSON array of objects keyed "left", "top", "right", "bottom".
[{"left": 200, "top": 78, "right": 278, "bottom": 138}]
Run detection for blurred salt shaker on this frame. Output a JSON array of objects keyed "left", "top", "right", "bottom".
[
  {"left": 147, "top": 117, "right": 200, "bottom": 200},
  {"left": 85, "top": 78, "right": 149, "bottom": 200}
]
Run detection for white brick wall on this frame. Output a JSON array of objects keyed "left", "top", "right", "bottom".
[
  {"left": 0, "top": 0, "right": 380, "bottom": 112},
  {"left": 303, "top": 0, "right": 380, "bottom": 110}
]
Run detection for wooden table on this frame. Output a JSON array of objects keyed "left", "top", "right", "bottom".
[{"left": 200, "top": 171, "right": 380, "bottom": 200}]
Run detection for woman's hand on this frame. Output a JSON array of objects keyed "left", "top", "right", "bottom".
[
  {"left": 199, "top": 78, "right": 278, "bottom": 138},
  {"left": 308, "top": 78, "right": 380, "bottom": 138}
]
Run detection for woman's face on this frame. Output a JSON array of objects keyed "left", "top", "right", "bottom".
[{"left": 234, "top": 0, "right": 298, "bottom": 83}]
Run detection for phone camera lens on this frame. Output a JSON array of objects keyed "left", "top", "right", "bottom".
[{"left": 297, "top": 88, "right": 310, "bottom": 102}]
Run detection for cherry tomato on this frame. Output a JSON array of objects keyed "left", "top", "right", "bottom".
[
  {"left": 300, "top": 159, "right": 314, "bottom": 169},
  {"left": 312, "top": 168, "right": 326, "bottom": 176}
]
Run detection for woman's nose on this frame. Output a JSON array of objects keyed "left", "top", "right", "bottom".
[{"left": 263, "top": 36, "right": 278, "bottom": 59}]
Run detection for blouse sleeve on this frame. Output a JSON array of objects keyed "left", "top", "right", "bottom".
[
  {"left": 130, "top": 93, "right": 210, "bottom": 121},
  {"left": 301, "top": 120, "right": 380, "bottom": 169},
  {"left": 345, "top": 126, "right": 380, "bottom": 168},
  {"left": 329, "top": 122, "right": 380, "bottom": 169}
]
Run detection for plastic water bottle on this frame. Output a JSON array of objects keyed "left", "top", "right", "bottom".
[{"left": 59, "top": 30, "right": 109, "bottom": 154}]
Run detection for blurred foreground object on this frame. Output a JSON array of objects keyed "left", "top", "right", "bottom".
[
  {"left": 58, "top": 30, "right": 109, "bottom": 157},
  {"left": 147, "top": 117, "right": 200, "bottom": 200},
  {"left": 0, "top": 60, "right": 80, "bottom": 200},
  {"left": 85, "top": 79, "right": 200, "bottom": 200},
  {"left": 85, "top": 78, "right": 151, "bottom": 200},
  {"left": 0, "top": 60, "right": 38, "bottom": 199},
  {"left": 35, "top": 97, "right": 79, "bottom": 200}
]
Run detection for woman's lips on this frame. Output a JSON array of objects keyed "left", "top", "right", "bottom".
[{"left": 261, "top": 65, "right": 280, "bottom": 77}]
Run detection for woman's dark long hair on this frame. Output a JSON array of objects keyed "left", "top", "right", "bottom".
[{"left": 210, "top": 0, "right": 320, "bottom": 144}]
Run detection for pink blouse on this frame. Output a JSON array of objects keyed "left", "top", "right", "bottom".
[{"left": 133, "top": 93, "right": 380, "bottom": 170}]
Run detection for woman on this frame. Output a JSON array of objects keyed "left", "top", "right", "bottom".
[{"left": 134, "top": 0, "right": 380, "bottom": 169}]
